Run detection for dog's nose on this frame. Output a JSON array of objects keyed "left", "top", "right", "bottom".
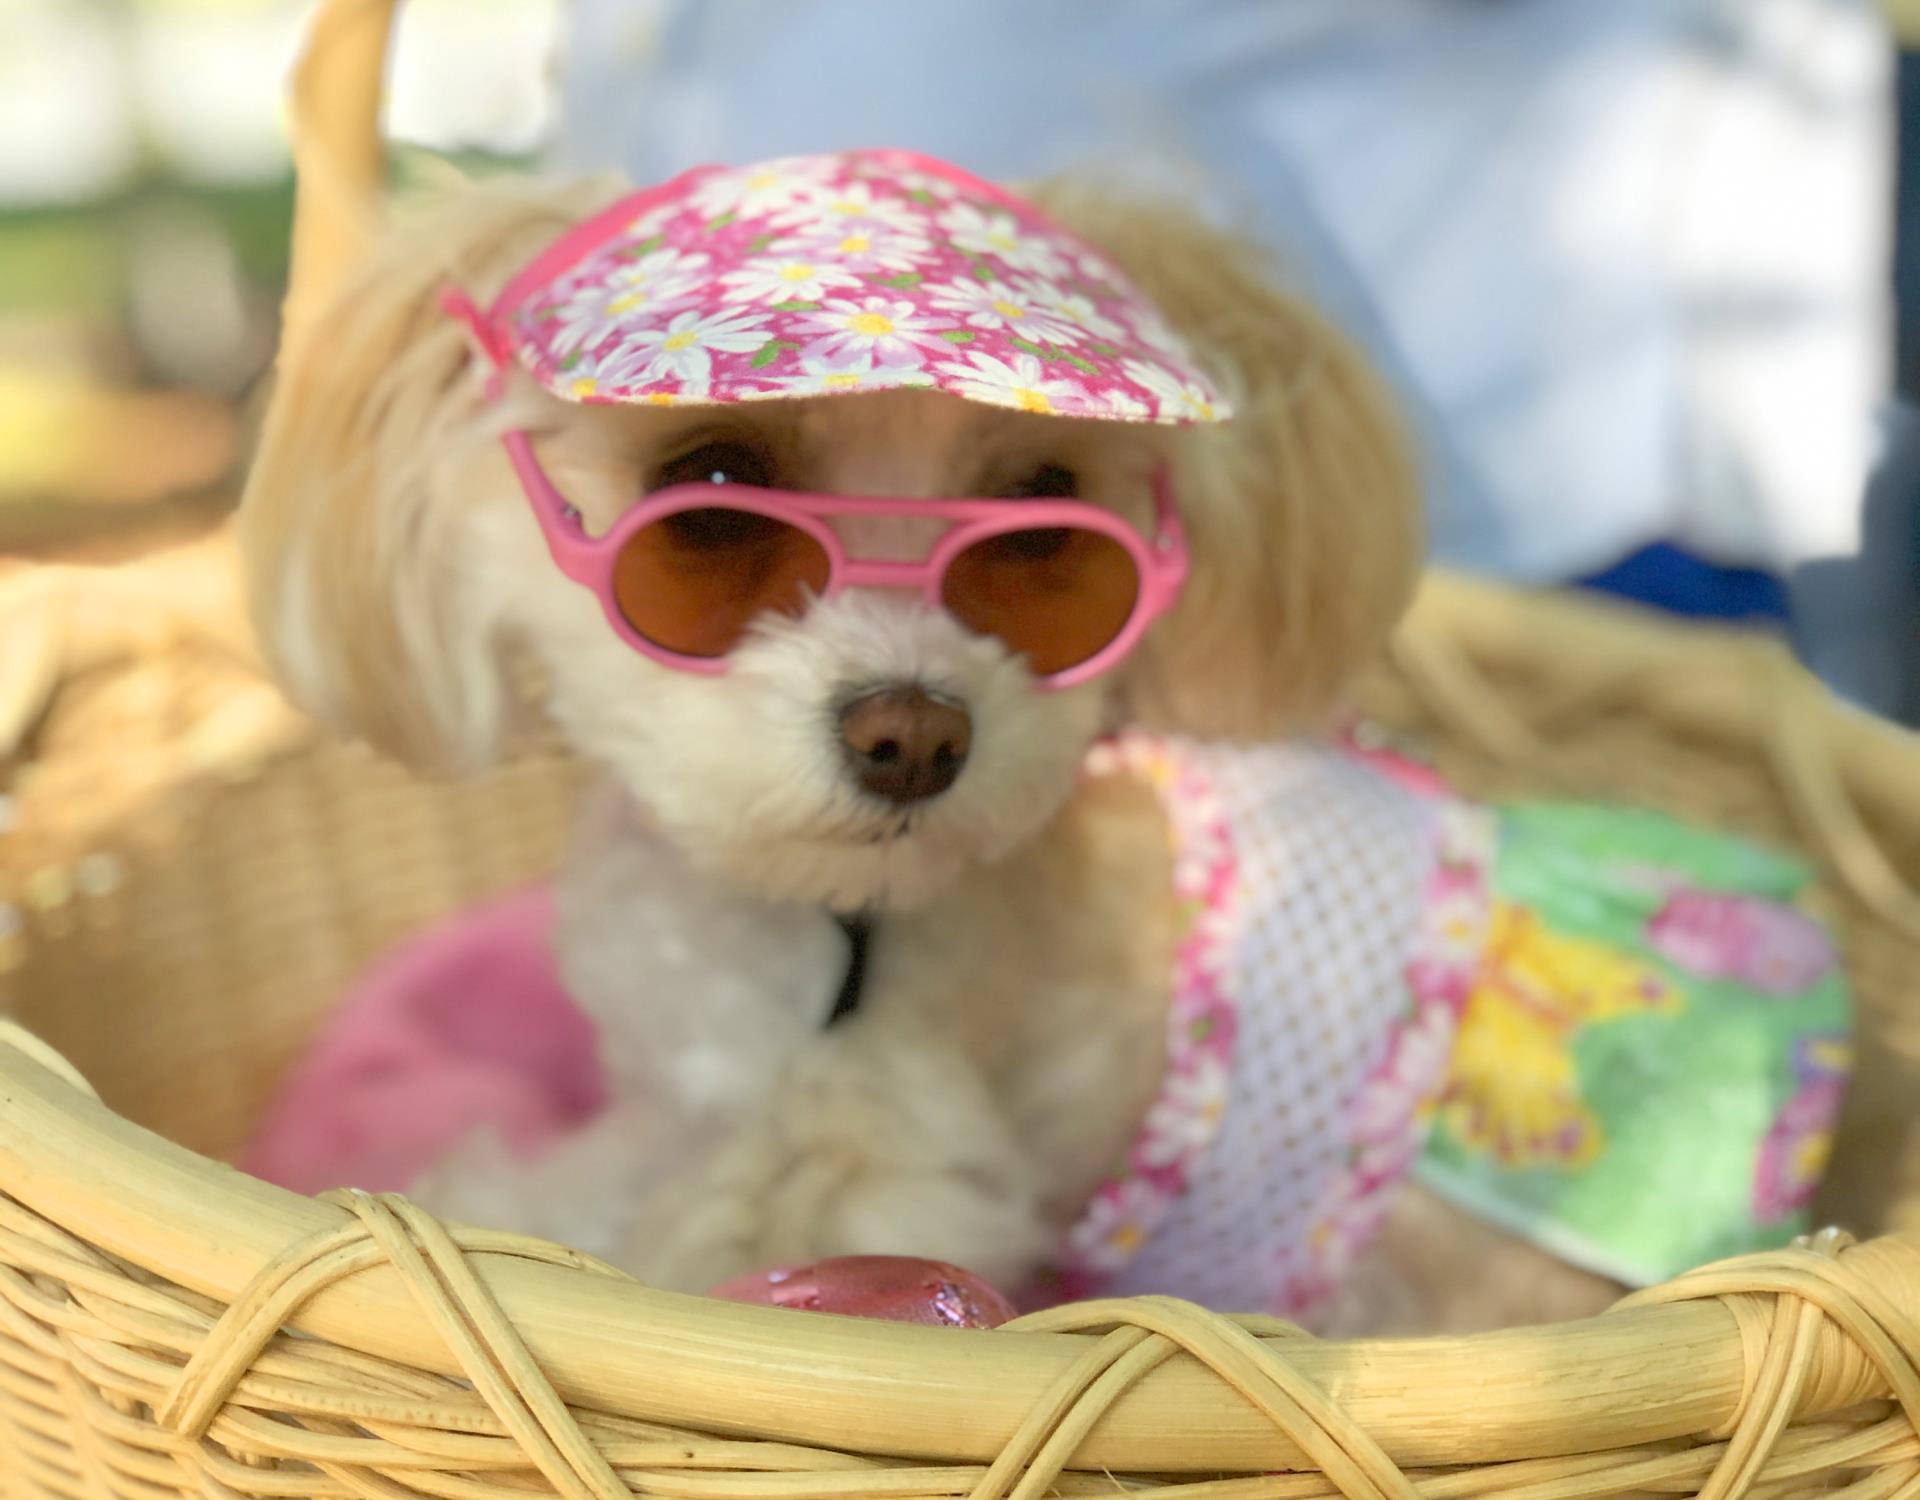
[{"left": 839, "top": 686, "right": 972, "bottom": 804}]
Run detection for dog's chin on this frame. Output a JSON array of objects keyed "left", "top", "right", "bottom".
[
  {"left": 698, "top": 829, "right": 969, "bottom": 913},
  {"left": 686, "top": 806, "right": 1016, "bottom": 913}
]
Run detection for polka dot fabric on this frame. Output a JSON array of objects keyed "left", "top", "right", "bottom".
[
  {"left": 493, "top": 149, "right": 1230, "bottom": 423},
  {"left": 1057, "top": 735, "right": 1494, "bottom": 1318}
]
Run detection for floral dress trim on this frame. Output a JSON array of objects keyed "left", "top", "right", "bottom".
[
  {"left": 1056, "top": 734, "right": 1244, "bottom": 1291},
  {"left": 1057, "top": 735, "right": 1496, "bottom": 1315}
]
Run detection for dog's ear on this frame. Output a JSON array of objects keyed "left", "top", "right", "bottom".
[
  {"left": 240, "top": 181, "right": 610, "bottom": 770},
  {"left": 1030, "top": 182, "right": 1423, "bottom": 741}
]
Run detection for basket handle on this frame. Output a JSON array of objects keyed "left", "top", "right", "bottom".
[
  {"left": 0, "top": 1020, "right": 96, "bottom": 1100},
  {"left": 279, "top": 0, "right": 402, "bottom": 362},
  {"left": 0, "top": 528, "right": 269, "bottom": 759},
  {"left": 1390, "top": 575, "right": 1920, "bottom": 945},
  {"left": 0, "top": 570, "right": 66, "bottom": 760}
]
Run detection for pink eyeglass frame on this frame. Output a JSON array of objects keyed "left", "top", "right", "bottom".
[{"left": 443, "top": 289, "right": 1190, "bottom": 689}]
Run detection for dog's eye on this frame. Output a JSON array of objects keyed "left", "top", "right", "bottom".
[
  {"left": 981, "top": 526, "right": 1073, "bottom": 561},
  {"left": 660, "top": 507, "right": 787, "bottom": 551},
  {"left": 654, "top": 440, "right": 772, "bottom": 491},
  {"left": 1000, "top": 464, "right": 1078, "bottom": 501}
]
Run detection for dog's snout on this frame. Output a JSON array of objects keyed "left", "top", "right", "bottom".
[{"left": 839, "top": 686, "right": 972, "bottom": 804}]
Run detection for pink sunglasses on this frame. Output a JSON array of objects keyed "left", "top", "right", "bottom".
[{"left": 446, "top": 291, "right": 1189, "bottom": 688}]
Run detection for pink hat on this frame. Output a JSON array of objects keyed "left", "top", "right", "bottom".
[{"left": 490, "top": 148, "right": 1231, "bottom": 425}]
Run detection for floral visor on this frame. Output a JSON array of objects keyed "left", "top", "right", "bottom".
[{"left": 476, "top": 148, "right": 1232, "bottom": 425}]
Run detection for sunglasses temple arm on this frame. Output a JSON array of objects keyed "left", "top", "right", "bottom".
[
  {"left": 439, "top": 285, "right": 509, "bottom": 375},
  {"left": 498, "top": 430, "right": 605, "bottom": 580},
  {"left": 1151, "top": 467, "right": 1191, "bottom": 592},
  {"left": 438, "top": 287, "right": 601, "bottom": 581}
]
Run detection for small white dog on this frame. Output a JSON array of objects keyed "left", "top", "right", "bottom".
[{"left": 241, "top": 13, "right": 1468, "bottom": 1314}]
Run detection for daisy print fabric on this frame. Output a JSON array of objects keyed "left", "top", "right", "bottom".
[
  {"left": 496, "top": 149, "right": 1231, "bottom": 424},
  {"left": 1045, "top": 732, "right": 1484, "bottom": 1316}
]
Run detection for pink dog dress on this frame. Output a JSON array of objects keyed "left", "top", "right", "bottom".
[
  {"left": 1052, "top": 734, "right": 1493, "bottom": 1315},
  {"left": 246, "top": 733, "right": 1488, "bottom": 1318}
]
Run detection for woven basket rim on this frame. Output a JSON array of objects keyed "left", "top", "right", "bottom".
[
  {"left": 1406, "top": 574, "right": 1920, "bottom": 796},
  {"left": 4, "top": 1024, "right": 1912, "bottom": 1474}
]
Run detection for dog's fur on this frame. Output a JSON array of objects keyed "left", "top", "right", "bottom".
[{"left": 240, "top": 173, "right": 1426, "bottom": 1292}]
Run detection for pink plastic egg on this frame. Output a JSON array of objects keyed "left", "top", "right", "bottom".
[{"left": 709, "top": 1255, "right": 1016, "bottom": 1328}]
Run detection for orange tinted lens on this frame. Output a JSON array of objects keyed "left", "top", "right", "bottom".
[
  {"left": 941, "top": 525, "right": 1141, "bottom": 676},
  {"left": 613, "top": 506, "right": 831, "bottom": 658}
]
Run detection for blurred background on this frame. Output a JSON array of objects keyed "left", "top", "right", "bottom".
[
  {"left": 3, "top": 0, "right": 1918, "bottom": 713},
  {"left": 0, "top": 0, "right": 558, "bottom": 568}
]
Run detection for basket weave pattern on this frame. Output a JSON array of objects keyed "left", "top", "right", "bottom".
[
  {"left": 2, "top": 559, "right": 1919, "bottom": 1497},
  {"left": 0, "top": 1134, "right": 1914, "bottom": 1500}
]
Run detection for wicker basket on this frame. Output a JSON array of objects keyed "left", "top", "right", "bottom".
[{"left": 0, "top": 548, "right": 1918, "bottom": 1499}]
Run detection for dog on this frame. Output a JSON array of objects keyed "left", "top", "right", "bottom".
[{"left": 236, "top": 0, "right": 1497, "bottom": 1313}]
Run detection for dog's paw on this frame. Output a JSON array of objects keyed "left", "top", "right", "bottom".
[
  {"left": 410, "top": 1109, "right": 665, "bottom": 1261},
  {"left": 819, "top": 1164, "right": 1056, "bottom": 1289},
  {"left": 624, "top": 1149, "right": 1054, "bottom": 1293},
  {"left": 407, "top": 1125, "right": 522, "bottom": 1223},
  {"left": 620, "top": 1034, "right": 1056, "bottom": 1291}
]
